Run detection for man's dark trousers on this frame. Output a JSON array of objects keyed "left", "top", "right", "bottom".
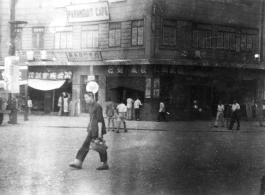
[
  {"left": 135, "top": 108, "right": 140, "bottom": 120},
  {"left": 229, "top": 111, "right": 240, "bottom": 130},
  {"left": 157, "top": 112, "right": 166, "bottom": 121},
  {"left": 76, "top": 132, "right": 107, "bottom": 163}
]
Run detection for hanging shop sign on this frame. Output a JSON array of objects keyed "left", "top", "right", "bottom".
[
  {"left": 66, "top": 2, "right": 110, "bottom": 23},
  {"left": 66, "top": 51, "right": 102, "bottom": 61},
  {"left": 28, "top": 71, "right": 72, "bottom": 80},
  {"left": 0, "top": 65, "right": 28, "bottom": 89},
  {"left": 4, "top": 57, "right": 20, "bottom": 93}
]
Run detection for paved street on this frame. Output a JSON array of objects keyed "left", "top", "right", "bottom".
[{"left": 1, "top": 115, "right": 265, "bottom": 195}]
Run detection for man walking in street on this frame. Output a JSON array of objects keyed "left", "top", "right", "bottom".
[
  {"left": 229, "top": 100, "right": 240, "bottom": 130},
  {"left": 214, "top": 101, "right": 224, "bottom": 128},
  {"left": 126, "top": 97, "right": 134, "bottom": 120},
  {"left": 69, "top": 92, "right": 109, "bottom": 170},
  {"left": 134, "top": 97, "right": 142, "bottom": 121},
  {"left": 116, "top": 100, "right": 127, "bottom": 133},
  {"left": 105, "top": 97, "right": 115, "bottom": 131},
  {"left": 156, "top": 100, "right": 166, "bottom": 122}
]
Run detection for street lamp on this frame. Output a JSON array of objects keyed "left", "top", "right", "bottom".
[{"left": 8, "top": 20, "right": 28, "bottom": 122}]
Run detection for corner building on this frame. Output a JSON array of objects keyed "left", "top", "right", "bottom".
[{"left": 0, "top": 0, "right": 264, "bottom": 120}]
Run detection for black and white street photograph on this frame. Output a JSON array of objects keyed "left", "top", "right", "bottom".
[{"left": 1, "top": 0, "right": 265, "bottom": 194}]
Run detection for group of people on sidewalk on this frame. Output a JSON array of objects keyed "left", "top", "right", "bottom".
[
  {"left": 214, "top": 100, "right": 241, "bottom": 130},
  {"left": 105, "top": 97, "right": 143, "bottom": 133}
]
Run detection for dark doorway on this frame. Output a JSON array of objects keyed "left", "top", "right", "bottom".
[{"left": 190, "top": 85, "right": 212, "bottom": 120}]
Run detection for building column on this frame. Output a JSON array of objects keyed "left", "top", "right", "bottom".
[{"left": 256, "top": 75, "right": 264, "bottom": 126}]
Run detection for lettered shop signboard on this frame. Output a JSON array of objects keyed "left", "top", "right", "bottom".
[{"left": 66, "top": 2, "right": 110, "bottom": 23}]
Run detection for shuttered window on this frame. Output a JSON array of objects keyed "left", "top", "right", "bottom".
[
  {"left": 109, "top": 22, "right": 121, "bottom": 47},
  {"left": 32, "top": 27, "right": 44, "bottom": 49},
  {"left": 132, "top": 20, "right": 144, "bottom": 46},
  {"left": 81, "top": 25, "right": 99, "bottom": 48},
  {"left": 54, "top": 26, "right": 73, "bottom": 49}
]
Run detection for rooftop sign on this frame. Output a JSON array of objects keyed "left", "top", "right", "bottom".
[{"left": 66, "top": 2, "right": 110, "bottom": 23}]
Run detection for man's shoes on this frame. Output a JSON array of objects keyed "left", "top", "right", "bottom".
[
  {"left": 214, "top": 125, "right": 217, "bottom": 128},
  {"left": 69, "top": 159, "right": 82, "bottom": 169},
  {"left": 96, "top": 164, "right": 109, "bottom": 170},
  {"left": 116, "top": 130, "right": 120, "bottom": 133},
  {"left": 124, "top": 130, "right": 128, "bottom": 133}
]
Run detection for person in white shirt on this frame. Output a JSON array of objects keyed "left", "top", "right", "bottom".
[
  {"left": 156, "top": 100, "right": 166, "bottom": 122},
  {"left": 134, "top": 97, "right": 142, "bottom": 121},
  {"left": 229, "top": 100, "right": 240, "bottom": 130},
  {"left": 126, "top": 97, "right": 134, "bottom": 120},
  {"left": 214, "top": 101, "right": 224, "bottom": 128},
  {"left": 116, "top": 100, "right": 127, "bottom": 133},
  {"left": 27, "top": 96, "right": 33, "bottom": 116}
]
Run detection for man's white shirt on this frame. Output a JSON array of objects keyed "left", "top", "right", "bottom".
[
  {"left": 232, "top": 103, "right": 240, "bottom": 111},
  {"left": 217, "top": 105, "right": 224, "bottom": 112}
]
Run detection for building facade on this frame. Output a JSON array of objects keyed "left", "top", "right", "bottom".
[{"left": 0, "top": 0, "right": 264, "bottom": 120}]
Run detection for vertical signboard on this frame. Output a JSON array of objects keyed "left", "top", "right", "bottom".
[{"left": 4, "top": 56, "right": 20, "bottom": 93}]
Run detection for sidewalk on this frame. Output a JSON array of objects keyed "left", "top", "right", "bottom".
[{"left": 3, "top": 114, "right": 265, "bottom": 132}]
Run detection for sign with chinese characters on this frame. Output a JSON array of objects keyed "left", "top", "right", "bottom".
[
  {"left": 145, "top": 78, "right": 151, "bottom": 98},
  {"left": 4, "top": 56, "right": 20, "bottom": 93},
  {"left": 66, "top": 2, "right": 110, "bottom": 23},
  {"left": 28, "top": 71, "right": 72, "bottom": 80},
  {"left": 66, "top": 51, "right": 102, "bottom": 61}
]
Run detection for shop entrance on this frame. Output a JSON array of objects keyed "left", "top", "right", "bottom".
[
  {"left": 190, "top": 85, "right": 212, "bottom": 120},
  {"left": 106, "top": 77, "right": 145, "bottom": 104},
  {"left": 29, "top": 79, "right": 72, "bottom": 113}
]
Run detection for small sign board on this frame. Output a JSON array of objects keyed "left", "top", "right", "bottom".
[
  {"left": 66, "top": 2, "right": 110, "bottom": 23},
  {"left": 66, "top": 51, "right": 102, "bottom": 61}
]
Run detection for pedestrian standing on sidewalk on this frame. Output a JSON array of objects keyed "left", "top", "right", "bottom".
[
  {"left": 156, "top": 100, "right": 166, "bottom": 122},
  {"left": 58, "top": 93, "right": 64, "bottom": 116},
  {"left": 134, "top": 97, "right": 142, "bottom": 121},
  {"left": 126, "top": 97, "right": 134, "bottom": 120},
  {"left": 214, "top": 101, "right": 224, "bottom": 128},
  {"left": 69, "top": 92, "right": 109, "bottom": 170},
  {"left": 116, "top": 100, "right": 127, "bottom": 133},
  {"left": 63, "top": 92, "right": 69, "bottom": 116},
  {"left": 27, "top": 96, "right": 32, "bottom": 116},
  {"left": 229, "top": 100, "right": 240, "bottom": 130},
  {"left": 263, "top": 100, "right": 265, "bottom": 119},
  {"left": 106, "top": 97, "right": 115, "bottom": 131}
]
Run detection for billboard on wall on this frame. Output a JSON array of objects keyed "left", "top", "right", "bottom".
[
  {"left": 4, "top": 56, "right": 20, "bottom": 93},
  {"left": 66, "top": 2, "right": 110, "bottom": 23}
]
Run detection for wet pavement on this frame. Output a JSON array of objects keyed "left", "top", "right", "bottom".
[{"left": 1, "top": 115, "right": 265, "bottom": 195}]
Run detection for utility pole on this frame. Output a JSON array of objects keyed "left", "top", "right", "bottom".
[{"left": 9, "top": 0, "right": 28, "bottom": 122}]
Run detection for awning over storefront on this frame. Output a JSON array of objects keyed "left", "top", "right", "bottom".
[{"left": 28, "top": 79, "right": 66, "bottom": 91}]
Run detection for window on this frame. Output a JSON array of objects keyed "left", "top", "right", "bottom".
[
  {"left": 162, "top": 20, "right": 177, "bottom": 46},
  {"left": 15, "top": 28, "right": 22, "bottom": 50},
  {"left": 217, "top": 32, "right": 224, "bottom": 49},
  {"left": 132, "top": 20, "right": 144, "bottom": 46},
  {"left": 229, "top": 33, "right": 235, "bottom": 50},
  {"left": 81, "top": 25, "right": 98, "bottom": 48},
  {"left": 54, "top": 26, "right": 73, "bottom": 49},
  {"left": 241, "top": 34, "right": 246, "bottom": 51},
  {"left": 247, "top": 35, "right": 253, "bottom": 52},
  {"left": 109, "top": 22, "right": 121, "bottom": 47},
  {"left": 32, "top": 27, "right": 44, "bottom": 49},
  {"left": 193, "top": 30, "right": 211, "bottom": 48}
]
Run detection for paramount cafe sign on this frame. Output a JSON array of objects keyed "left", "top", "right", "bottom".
[{"left": 66, "top": 2, "right": 110, "bottom": 23}]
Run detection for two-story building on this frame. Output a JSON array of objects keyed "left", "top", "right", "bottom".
[{"left": 0, "top": 0, "right": 264, "bottom": 120}]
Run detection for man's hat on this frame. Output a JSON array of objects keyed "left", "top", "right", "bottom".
[{"left": 86, "top": 81, "right": 99, "bottom": 94}]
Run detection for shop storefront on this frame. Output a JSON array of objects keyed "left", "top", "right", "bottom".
[{"left": 27, "top": 66, "right": 73, "bottom": 113}]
